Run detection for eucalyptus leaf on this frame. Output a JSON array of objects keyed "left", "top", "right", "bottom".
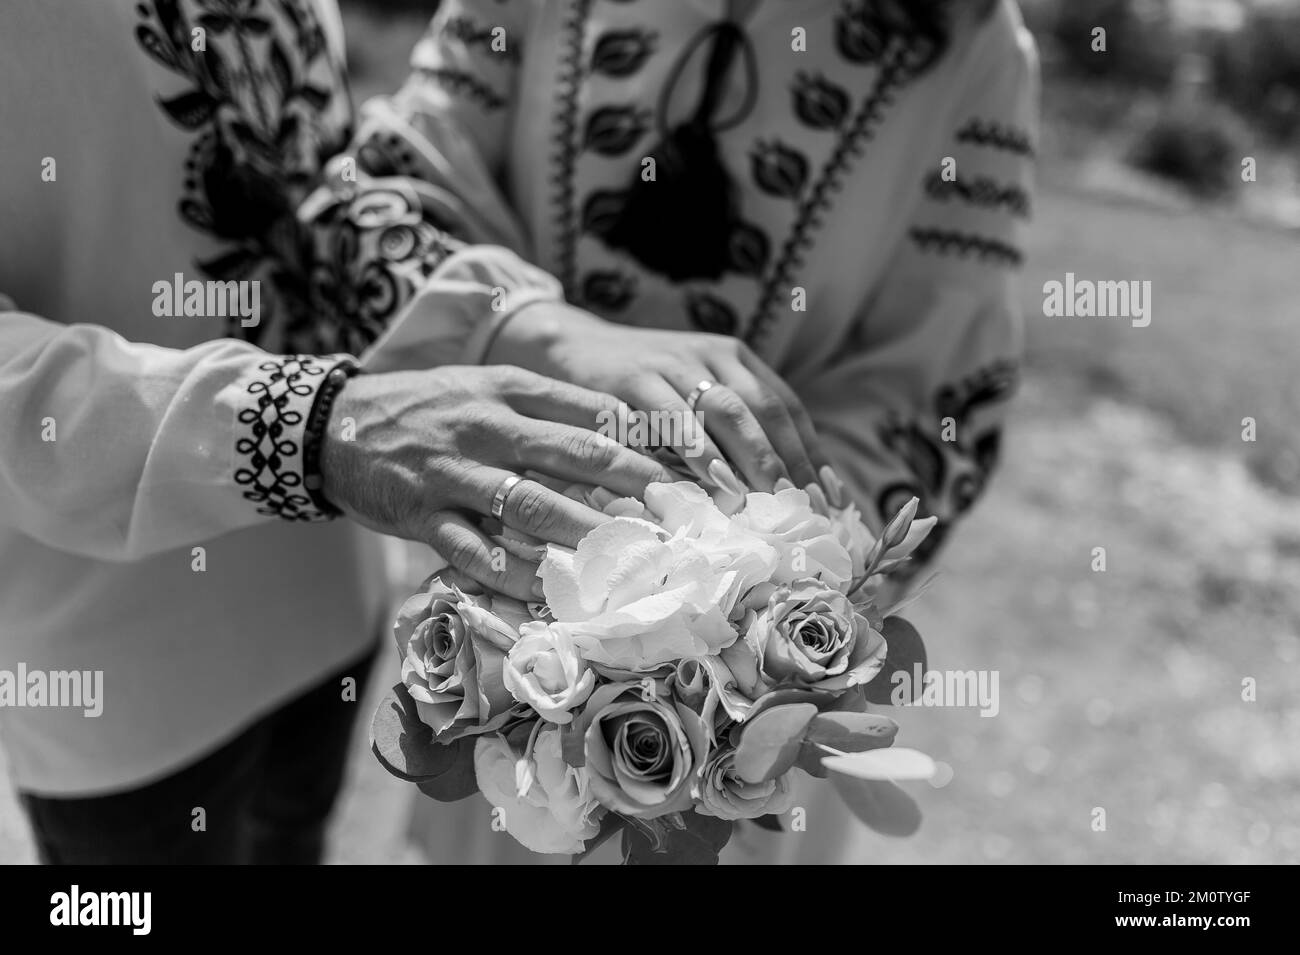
[
  {"left": 864, "top": 616, "right": 928, "bottom": 705},
  {"left": 414, "top": 736, "right": 479, "bottom": 802},
  {"left": 829, "top": 775, "right": 923, "bottom": 837},
  {"left": 796, "top": 712, "right": 899, "bottom": 777},
  {"left": 821, "top": 747, "right": 936, "bottom": 781},
  {"left": 370, "top": 683, "right": 462, "bottom": 782},
  {"left": 734, "top": 702, "right": 819, "bottom": 784}
]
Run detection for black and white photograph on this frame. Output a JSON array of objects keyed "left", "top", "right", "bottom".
[{"left": 0, "top": 0, "right": 1295, "bottom": 910}]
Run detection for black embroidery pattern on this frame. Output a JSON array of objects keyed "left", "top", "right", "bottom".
[
  {"left": 413, "top": 67, "right": 508, "bottom": 111},
  {"left": 582, "top": 270, "right": 638, "bottom": 312},
  {"left": 583, "top": 105, "right": 653, "bottom": 156},
  {"left": 550, "top": 0, "right": 594, "bottom": 297},
  {"left": 923, "top": 170, "right": 1031, "bottom": 217},
  {"left": 955, "top": 119, "right": 1035, "bottom": 157},
  {"left": 590, "top": 28, "right": 658, "bottom": 77},
  {"left": 234, "top": 354, "right": 336, "bottom": 521},
  {"left": 750, "top": 139, "right": 811, "bottom": 198},
  {"left": 686, "top": 291, "right": 739, "bottom": 336},
  {"left": 908, "top": 227, "right": 1023, "bottom": 266},
  {"left": 442, "top": 14, "right": 523, "bottom": 65},
  {"left": 133, "top": 0, "right": 351, "bottom": 349},
  {"left": 875, "top": 359, "right": 1019, "bottom": 566},
  {"left": 791, "top": 72, "right": 852, "bottom": 130},
  {"left": 744, "top": 38, "right": 916, "bottom": 353}
]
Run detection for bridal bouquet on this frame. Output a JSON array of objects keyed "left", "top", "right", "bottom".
[{"left": 371, "top": 479, "right": 939, "bottom": 864}]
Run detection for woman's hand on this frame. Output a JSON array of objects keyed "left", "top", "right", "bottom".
[
  {"left": 320, "top": 365, "right": 676, "bottom": 601},
  {"left": 487, "top": 303, "right": 846, "bottom": 498}
]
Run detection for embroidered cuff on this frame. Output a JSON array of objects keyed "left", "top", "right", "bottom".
[{"left": 233, "top": 353, "right": 355, "bottom": 522}]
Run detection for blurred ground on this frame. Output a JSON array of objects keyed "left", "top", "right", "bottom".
[{"left": 2, "top": 3, "right": 1297, "bottom": 865}]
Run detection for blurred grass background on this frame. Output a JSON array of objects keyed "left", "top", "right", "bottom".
[{"left": 2, "top": 0, "right": 1297, "bottom": 864}]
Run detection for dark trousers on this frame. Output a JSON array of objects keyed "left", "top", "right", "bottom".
[{"left": 19, "top": 648, "right": 377, "bottom": 865}]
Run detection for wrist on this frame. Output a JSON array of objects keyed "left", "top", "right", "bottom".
[
  {"left": 484, "top": 301, "right": 599, "bottom": 366},
  {"left": 304, "top": 359, "right": 361, "bottom": 517}
]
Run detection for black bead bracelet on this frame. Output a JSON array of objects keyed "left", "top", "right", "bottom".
[{"left": 302, "top": 358, "right": 361, "bottom": 518}]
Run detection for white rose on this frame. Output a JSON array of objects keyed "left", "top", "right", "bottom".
[
  {"left": 728, "top": 486, "right": 853, "bottom": 587},
  {"left": 503, "top": 621, "right": 596, "bottom": 723},
  {"left": 539, "top": 514, "right": 776, "bottom": 669},
  {"left": 473, "top": 729, "right": 603, "bottom": 854}
]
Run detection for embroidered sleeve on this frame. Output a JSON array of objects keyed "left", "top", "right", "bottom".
[
  {"left": 334, "top": 0, "right": 538, "bottom": 253},
  {"left": 795, "top": 3, "right": 1039, "bottom": 576},
  {"left": 291, "top": 0, "right": 561, "bottom": 373},
  {"left": 232, "top": 353, "right": 356, "bottom": 523}
]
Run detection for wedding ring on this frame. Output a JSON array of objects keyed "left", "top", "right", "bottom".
[
  {"left": 490, "top": 474, "right": 523, "bottom": 521},
  {"left": 686, "top": 379, "right": 714, "bottom": 413}
]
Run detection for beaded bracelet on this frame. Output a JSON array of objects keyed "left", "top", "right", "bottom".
[{"left": 302, "top": 358, "right": 361, "bottom": 518}]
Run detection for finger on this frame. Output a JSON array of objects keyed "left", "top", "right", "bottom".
[
  {"left": 672, "top": 378, "right": 786, "bottom": 492},
  {"left": 735, "top": 349, "right": 834, "bottom": 474},
  {"left": 425, "top": 511, "right": 543, "bottom": 602},
  {"left": 712, "top": 357, "right": 819, "bottom": 489},
  {"left": 468, "top": 468, "right": 611, "bottom": 548},
  {"left": 619, "top": 375, "right": 735, "bottom": 487},
  {"left": 501, "top": 370, "right": 641, "bottom": 442},
  {"left": 515, "top": 421, "right": 676, "bottom": 499}
]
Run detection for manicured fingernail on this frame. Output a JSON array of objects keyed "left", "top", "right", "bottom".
[
  {"left": 707, "top": 459, "right": 746, "bottom": 497},
  {"left": 819, "top": 465, "right": 847, "bottom": 507},
  {"left": 806, "top": 482, "right": 830, "bottom": 516},
  {"left": 774, "top": 477, "right": 796, "bottom": 492}
]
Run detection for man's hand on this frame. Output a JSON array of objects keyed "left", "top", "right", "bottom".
[{"left": 320, "top": 365, "right": 674, "bottom": 600}]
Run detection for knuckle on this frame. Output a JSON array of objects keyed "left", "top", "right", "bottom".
[
  {"left": 563, "top": 430, "right": 615, "bottom": 470},
  {"left": 753, "top": 392, "right": 788, "bottom": 422},
  {"left": 512, "top": 484, "right": 556, "bottom": 532},
  {"left": 713, "top": 388, "right": 749, "bottom": 424},
  {"left": 754, "top": 451, "right": 784, "bottom": 480},
  {"left": 438, "top": 527, "right": 481, "bottom": 572}
]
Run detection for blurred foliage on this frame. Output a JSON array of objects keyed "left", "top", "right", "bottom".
[
  {"left": 1127, "top": 99, "right": 1251, "bottom": 198},
  {"left": 1023, "top": 0, "right": 1181, "bottom": 88},
  {"left": 1208, "top": 7, "right": 1300, "bottom": 143}
]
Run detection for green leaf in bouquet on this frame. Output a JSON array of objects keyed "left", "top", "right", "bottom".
[
  {"left": 734, "top": 702, "right": 819, "bottom": 784},
  {"left": 370, "top": 683, "right": 464, "bottom": 782},
  {"left": 828, "top": 775, "right": 924, "bottom": 837},
  {"left": 864, "top": 615, "right": 928, "bottom": 705},
  {"left": 751, "top": 813, "right": 784, "bottom": 832},
  {"left": 725, "top": 687, "right": 831, "bottom": 746},
  {"left": 796, "top": 712, "right": 899, "bottom": 777},
  {"left": 821, "top": 747, "right": 936, "bottom": 781},
  {"left": 621, "top": 813, "right": 734, "bottom": 866},
  {"left": 414, "top": 736, "right": 480, "bottom": 802},
  {"left": 560, "top": 720, "right": 586, "bottom": 768},
  {"left": 822, "top": 749, "right": 934, "bottom": 835}
]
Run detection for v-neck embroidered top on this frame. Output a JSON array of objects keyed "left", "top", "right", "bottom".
[{"left": 350, "top": 0, "right": 1039, "bottom": 558}]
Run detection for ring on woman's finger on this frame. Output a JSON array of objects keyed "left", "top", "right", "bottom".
[
  {"left": 686, "top": 379, "right": 714, "bottom": 413},
  {"left": 490, "top": 474, "right": 524, "bottom": 521}
]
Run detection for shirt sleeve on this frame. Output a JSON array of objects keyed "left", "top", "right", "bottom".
[
  {"left": 294, "top": 0, "right": 556, "bottom": 373},
  {"left": 0, "top": 307, "right": 351, "bottom": 561},
  {"left": 794, "top": 7, "right": 1039, "bottom": 572}
]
